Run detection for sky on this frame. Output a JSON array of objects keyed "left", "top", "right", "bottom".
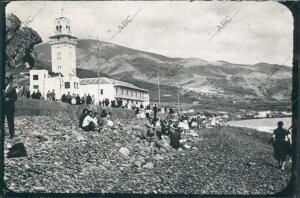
[{"left": 6, "top": 1, "right": 293, "bottom": 66}]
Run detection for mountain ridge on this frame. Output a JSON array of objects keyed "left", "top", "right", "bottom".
[{"left": 34, "top": 39, "right": 292, "bottom": 103}]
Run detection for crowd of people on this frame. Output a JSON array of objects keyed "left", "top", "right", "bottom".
[{"left": 11, "top": 83, "right": 296, "bottom": 171}]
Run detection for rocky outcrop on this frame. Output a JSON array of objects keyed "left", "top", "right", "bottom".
[{"left": 6, "top": 14, "right": 42, "bottom": 70}]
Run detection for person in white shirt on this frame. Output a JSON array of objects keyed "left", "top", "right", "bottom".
[{"left": 81, "top": 111, "right": 98, "bottom": 131}]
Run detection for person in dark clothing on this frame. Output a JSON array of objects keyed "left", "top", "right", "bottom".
[
  {"left": 140, "top": 104, "right": 144, "bottom": 109},
  {"left": 86, "top": 94, "right": 92, "bottom": 105},
  {"left": 169, "top": 107, "right": 174, "bottom": 115},
  {"left": 81, "top": 111, "right": 97, "bottom": 132},
  {"left": 101, "top": 110, "right": 107, "bottom": 118},
  {"left": 3, "top": 76, "right": 17, "bottom": 139},
  {"left": 75, "top": 94, "right": 81, "bottom": 105},
  {"left": 66, "top": 92, "right": 72, "bottom": 104},
  {"left": 273, "top": 121, "right": 290, "bottom": 170},
  {"left": 61, "top": 94, "right": 67, "bottom": 103},
  {"left": 169, "top": 126, "right": 181, "bottom": 149},
  {"left": 153, "top": 104, "right": 158, "bottom": 120},
  {"left": 81, "top": 96, "right": 86, "bottom": 105},
  {"left": 135, "top": 107, "right": 140, "bottom": 115},
  {"left": 36, "top": 90, "right": 42, "bottom": 99},
  {"left": 31, "top": 91, "right": 36, "bottom": 99},
  {"left": 50, "top": 89, "right": 56, "bottom": 101},
  {"left": 79, "top": 108, "right": 89, "bottom": 128}
]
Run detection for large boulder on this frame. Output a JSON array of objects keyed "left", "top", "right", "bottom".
[
  {"left": 119, "top": 147, "right": 130, "bottom": 157},
  {"left": 143, "top": 162, "right": 154, "bottom": 169}
]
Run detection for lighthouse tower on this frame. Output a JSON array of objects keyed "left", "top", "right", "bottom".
[{"left": 49, "top": 11, "right": 77, "bottom": 77}]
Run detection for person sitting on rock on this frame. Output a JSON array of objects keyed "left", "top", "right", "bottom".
[
  {"left": 79, "top": 108, "right": 89, "bottom": 128},
  {"left": 101, "top": 110, "right": 107, "bottom": 118},
  {"left": 81, "top": 111, "right": 98, "bottom": 132},
  {"left": 107, "top": 112, "right": 113, "bottom": 121}
]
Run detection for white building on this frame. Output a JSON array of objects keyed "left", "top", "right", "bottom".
[{"left": 30, "top": 14, "right": 149, "bottom": 106}]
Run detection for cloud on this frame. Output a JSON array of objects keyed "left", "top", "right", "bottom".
[{"left": 6, "top": 1, "right": 293, "bottom": 66}]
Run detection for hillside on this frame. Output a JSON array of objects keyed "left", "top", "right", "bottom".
[{"left": 34, "top": 39, "right": 292, "bottom": 103}]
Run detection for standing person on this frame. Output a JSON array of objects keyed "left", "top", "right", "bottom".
[
  {"left": 86, "top": 94, "right": 92, "bottom": 105},
  {"left": 46, "top": 91, "right": 51, "bottom": 100},
  {"left": 91, "top": 95, "right": 95, "bottom": 105},
  {"left": 25, "top": 87, "right": 30, "bottom": 98},
  {"left": 71, "top": 94, "right": 76, "bottom": 105},
  {"left": 273, "top": 121, "right": 290, "bottom": 170},
  {"left": 35, "top": 90, "right": 42, "bottom": 99},
  {"left": 66, "top": 92, "right": 72, "bottom": 104},
  {"left": 61, "top": 94, "right": 66, "bottom": 103},
  {"left": 75, "top": 94, "right": 81, "bottom": 105},
  {"left": 82, "top": 94, "right": 87, "bottom": 105},
  {"left": 169, "top": 107, "right": 174, "bottom": 115},
  {"left": 153, "top": 104, "right": 158, "bottom": 120},
  {"left": 51, "top": 89, "right": 56, "bottom": 101},
  {"left": 3, "top": 75, "right": 17, "bottom": 139},
  {"left": 196, "top": 113, "right": 201, "bottom": 129},
  {"left": 31, "top": 91, "right": 36, "bottom": 99}
]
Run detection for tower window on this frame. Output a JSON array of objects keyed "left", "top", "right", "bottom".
[
  {"left": 65, "top": 82, "right": 70, "bottom": 89},
  {"left": 100, "top": 89, "right": 103, "bottom": 95},
  {"left": 33, "top": 85, "right": 39, "bottom": 89},
  {"left": 33, "top": 75, "right": 39, "bottom": 80}
]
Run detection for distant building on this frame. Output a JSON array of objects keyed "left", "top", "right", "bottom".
[{"left": 30, "top": 14, "right": 149, "bottom": 106}]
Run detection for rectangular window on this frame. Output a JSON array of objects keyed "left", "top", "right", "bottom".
[
  {"left": 126, "top": 90, "right": 128, "bottom": 95},
  {"left": 101, "top": 89, "right": 103, "bottom": 94},
  {"left": 135, "top": 91, "right": 137, "bottom": 97},
  {"left": 33, "top": 85, "right": 39, "bottom": 89},
  {"left": 121, "top": 88, "right": 124, "bottom": 94},
  {"left": 115, "top": 87, "right": 118, "bottom": 94},
  {"left": 65, "top": 82, "right": 70, "bottom": 89},
  {"left": 74, "top": 82, "right": 76, "bottom": 89},
  {"left": 131, "top": 90, "right": 133, "bottom": 96},
  {"left": 33, "top": 75, "right": 38, "bottom": 80}
]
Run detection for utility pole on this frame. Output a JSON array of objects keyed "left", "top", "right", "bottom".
[
  {"left": 96, "top": 36, "right": 100, "bottom": 103},
  {"left": 157, "top": 70, "right": 160, "bottom": 106},
  {"left": 177, "top": 89, "right": 180, "bottom": 113}
]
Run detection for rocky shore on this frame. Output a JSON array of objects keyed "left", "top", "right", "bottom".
[{"left": 4, "top": 116, "right": 291, "bottom": 194}]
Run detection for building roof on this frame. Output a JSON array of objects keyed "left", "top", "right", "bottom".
[{"left": 79, "top": 77, "right": 148, "bottom": 92}]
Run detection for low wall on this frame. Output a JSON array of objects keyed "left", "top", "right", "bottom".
[{"left": 15, "top": 98, "right": 136, "bottom": 120}]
